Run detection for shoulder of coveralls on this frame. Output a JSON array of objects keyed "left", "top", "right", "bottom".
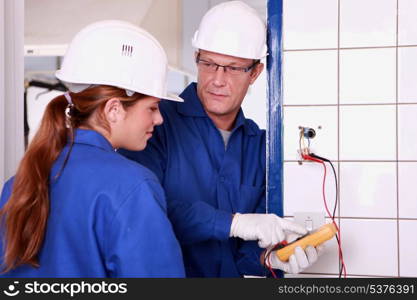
[
  {"left": 243, "top": 117, "right": 266, "bottom": 137},
  {"left": 0, "top": 155, "right": 162, "bottom": 206},
  {"left": 99, "top": 149, "right": 162, "bottom": 188},
  {"left": 106, "top": 153, "right": 168, "bottom": 211}
]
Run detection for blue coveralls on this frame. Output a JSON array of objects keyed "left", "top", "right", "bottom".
[
  {"left": 120, "top": 83, "right": 267, "bottom": 277},
  {"left": 0, "top": 129, "right": 185, "bottom": 277}
]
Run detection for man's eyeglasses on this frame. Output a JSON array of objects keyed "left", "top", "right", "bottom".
[{"left": 195, "top": 53, "right": 259, "bottom": 75}]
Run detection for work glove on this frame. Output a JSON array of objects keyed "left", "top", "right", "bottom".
[
  {"left": 265, "top": 245, "right": 325, "bottom": 274},
  {"left": 229, "top": 213, "right": 307, "bottom": 248}
]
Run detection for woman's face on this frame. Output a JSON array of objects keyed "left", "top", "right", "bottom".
[{"left": 111, "top": 96, "right": 163, "bottom": 151}]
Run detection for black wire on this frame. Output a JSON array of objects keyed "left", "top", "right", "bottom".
[
  {"left": 309, "top": 153, "right": 337, "bottom": 220},
  {"left": 335, "top": 235, "right": 343, "bottom": 277}
]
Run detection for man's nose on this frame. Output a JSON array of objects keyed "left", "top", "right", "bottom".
[{"left": 212, "top": 66, "right": 227, "bottom": 86}]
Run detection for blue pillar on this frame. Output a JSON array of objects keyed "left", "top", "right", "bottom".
[{"left": 266, "top": 0, "right": 283, "bottom": 217}]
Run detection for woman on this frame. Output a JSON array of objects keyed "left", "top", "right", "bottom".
[{"left": 0, "top": 20, "right": 185, "bottom": 277}]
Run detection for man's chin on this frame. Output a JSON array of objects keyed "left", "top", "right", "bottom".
[{"left": 205, "top": 107, "right": 231, "bottom": 117}]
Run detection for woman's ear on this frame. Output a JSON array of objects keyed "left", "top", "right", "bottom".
[{"left": 104, "top": 98, "right": 125, "bottom": 123}]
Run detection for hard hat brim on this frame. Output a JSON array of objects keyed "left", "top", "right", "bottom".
[
  {"left": 164, "top": 93, "right": 184, "bottom": 102},
  {"left": 56, "top": 70, "right": 183, "bottom": 102}
]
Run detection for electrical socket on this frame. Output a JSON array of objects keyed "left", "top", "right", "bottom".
[{"left": 293, "top": 211, "right": 325, "bottom": 232}]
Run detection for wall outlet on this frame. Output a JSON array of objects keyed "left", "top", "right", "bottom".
[{"left": 293, "top": 211, "right": 325, "bottom": 232}]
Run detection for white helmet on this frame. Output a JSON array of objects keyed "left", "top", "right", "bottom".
[
  {"left": 56, "top": 20, "right": 183, "bottom": 102},
  {"left": 192, "top": 1, "right": 267, "bottom": 60}
]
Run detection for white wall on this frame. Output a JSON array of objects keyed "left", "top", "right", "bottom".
[
  {"left": 0, "top": 0, "right": 25, "bottom": 183},
  {"left": 24, "top": 0, "right": 181, "bottom": 69},
  {"left": 140, "top": 0, "right": 181, "bottom": 68},
  {"left": 282, "top": 0, "right": 417, "bottom": 277},
  {"left": 0, "top": 0, "right": 5, "bottom": 184}
]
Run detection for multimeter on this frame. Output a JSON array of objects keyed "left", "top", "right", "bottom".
[{"left": 274, "top": 223, "right": 337, "bottom": 262}]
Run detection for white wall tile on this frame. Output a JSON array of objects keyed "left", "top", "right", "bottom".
[
  {"left": 340, "top": 105, "right": 396, "bottom": 160},
  {"left": 281, "top": 0, "right": 415, "bottom": 279},
  {"left": 398, "top": 163, "right": 417, "bottom": 219},
  {"left": 340, "top": 163, "right": 397, "bottom": 218},
  {"left": 283, "top": 0, "right": 338, "bottom": 50},
  {"left": 398, "top": 47, "right": 417, "bottom": 103},
  {"left": 398, "top": 0, "right": 417, "bottom": 45},
  {"left": 399, "top": 220, "right": 417, "bottom": 277},
  {"left": 340, "top": 219, "right": 397, "bottom": 276},
  {"left": 283, "top": 50, "right": 337, "bottom": 105},
  {"left": 340, "top": 48, "right": 396, "bottom": 104},
  {"left": 283, "top": 106, "right": 338, "bottom": 161},
  {"left": 302, "top": 232, "right": 340, "bottom": 274},
  {"left": 398, "top": 104, "right": 417, "bottom": 160},
  {"left": 284, "top": 162, "right": 337, "bottom": 216},
  {"left": 340, "top": 0, "right": 397, "bottom": 47}
]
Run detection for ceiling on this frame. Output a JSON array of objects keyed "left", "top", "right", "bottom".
[{"left": 24, "top": 0, "right": 181, "bottom": 68}]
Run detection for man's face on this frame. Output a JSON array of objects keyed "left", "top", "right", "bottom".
[{"left": 196, "top": 50, "right": 264, "bottom": 126}]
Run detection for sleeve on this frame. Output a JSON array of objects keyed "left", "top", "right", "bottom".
[
  {"left": 103, "top": 179, "right": 185, "bottom": 278},
  {"left": 168, "top": 197, "right": 233, "bottom": 244}
]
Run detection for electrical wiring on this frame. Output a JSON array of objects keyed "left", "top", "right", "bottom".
[
  {"left": 309, "top": 153, "right": 345, "bottom": 277},
  {"left": 299, "top": 129, "right": 309, "bottom": 157},
  {"left": 297, "top": 129, "right": 346, "bottom": 277},
  {"left": 265, "top": 129, "right": 346, "bottom": 278},
  {"left": 302, "top": 152, "right": 347, "bottom": 278},
  {"left": 264, "top": 245, "right": 280, "bottom": 278},
  {"left": 309, "top": 154, "right": 337, "bottom": 219}
]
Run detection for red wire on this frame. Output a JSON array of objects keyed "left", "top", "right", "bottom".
[
  {"left": 268, "top": 257, "right": 277, "bottom": 278},
  {"left": 318, "top": 159, "right": 347, "bottom": 278},
  {"left": 302, "top": 154, "right": 347, "bottom": 278},
  {"left": 264, "top": 249, "right": 277, "bottom": 278}
]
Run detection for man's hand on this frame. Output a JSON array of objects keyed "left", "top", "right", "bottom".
[
  {"left": 229, "top": 213, "right": 307, "bottom": 248},
  {"left": 265, "top": 245, "right": 324, "bottom": 274}
]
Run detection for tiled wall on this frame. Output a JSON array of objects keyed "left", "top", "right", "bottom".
[{"left": 282, "top": 0, "right": 417, "bottom": 277}]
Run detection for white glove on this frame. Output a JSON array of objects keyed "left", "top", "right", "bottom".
[
  {"left": 229, "top": 213, "right": 307, "bottom": 248},
  {"left": 266, "top": 245, "right": 325, "bottom": 274}
]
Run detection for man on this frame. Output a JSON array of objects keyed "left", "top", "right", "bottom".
[{"left": 120, "top": 1, "right": 321, "bottom": 277}]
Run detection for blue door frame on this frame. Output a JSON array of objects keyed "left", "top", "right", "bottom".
[{"left": 266, "top": 0, "right": 283, "bottom": 216}]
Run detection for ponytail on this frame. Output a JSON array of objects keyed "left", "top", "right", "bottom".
[
  {"left": 0, "top": 85, "right": 143, "bottom": 272},
  {"left": 0, "top": 95, "right": 68, "bottom": 271}
]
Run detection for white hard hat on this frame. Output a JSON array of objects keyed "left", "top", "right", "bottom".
[
  {"left": 56, "top": 20, "right": 183, "bottom": 102},
  {"left": 192, "top": 1, "right": 267, "bottom": 59}
]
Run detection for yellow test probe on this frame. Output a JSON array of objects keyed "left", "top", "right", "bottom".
[{"left": 275, "top": 223, "right": 337, "bottom": 262}]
